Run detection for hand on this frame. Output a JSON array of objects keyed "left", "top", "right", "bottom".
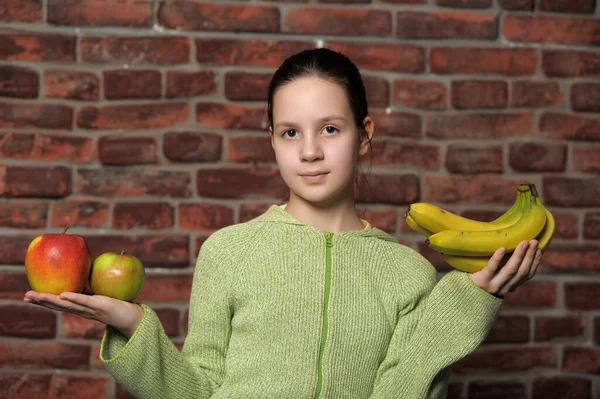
[
  {"left": 23, "top": 290, "right": 144, "bottom": 338},
  {"left": 468, "top": 239, "right": 542, "bottom": 298}
]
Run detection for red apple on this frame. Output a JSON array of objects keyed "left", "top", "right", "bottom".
[
  {"left": 89, "top": 251, "right": 145, "bottom": 302},
  {"left": 25, "top": 226, "right": 92, "bottom": 295}
]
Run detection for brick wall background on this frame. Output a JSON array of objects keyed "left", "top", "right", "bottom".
[{"left": 0, "top": 0, "right": 599, "bottom": 398}]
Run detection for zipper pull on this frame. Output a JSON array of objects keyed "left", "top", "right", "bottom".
[{"left": 324, "top": 231, "right": 333, "bottom": 247}]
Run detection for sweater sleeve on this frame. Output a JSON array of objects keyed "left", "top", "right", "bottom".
[
  {"left": 369, "top": 268, "right": 503, "bottom": 399},
  {"left": 99, "top": 234, "right": 232, "bottom": 399}
]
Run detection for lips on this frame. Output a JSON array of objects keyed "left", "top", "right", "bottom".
[{"left": 301, "top": 172, "right": 328, "bottom": 177}]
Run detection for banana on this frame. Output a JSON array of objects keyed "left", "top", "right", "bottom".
[
  {"left": 490, "top": 183, "right": 531, "bottom": 224},
  {"left": 405, "top": 214, "right": 433, "bottom": 237},
  {"left": 425, "top": 191, "right": 547, "bottom": 257},
  {"left": 534, "top": 196, "right": 555, "bottom": 252},
  {"left": 441, "top": 253, "right": 510, "bottom": 273}
]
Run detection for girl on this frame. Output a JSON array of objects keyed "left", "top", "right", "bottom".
[{"left": 24, "top": 48, "right": 542, "bottom": 399}]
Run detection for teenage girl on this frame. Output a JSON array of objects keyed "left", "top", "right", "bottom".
[{"left": 24, "top": 48, "right": 542, "bottom": 399}]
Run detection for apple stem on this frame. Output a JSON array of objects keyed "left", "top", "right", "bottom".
[
  {"left": 121, "top": 250, "right": 125, "bottom": 255},
  {"left": 62, "top": 225, "right": 70, "bottom": 234}
]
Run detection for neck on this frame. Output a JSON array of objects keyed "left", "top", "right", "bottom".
[{"left": 283, "top": 193, "right": 365, "bottom": 233}]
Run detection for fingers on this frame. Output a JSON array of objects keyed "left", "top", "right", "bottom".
[
  {"left": 528, "top": 248, "right": 543, "bottom": 280},
  {"left": 484, "top": 247, "right": 507, "bottom": 276},
  {"left": 23, "top": 291, "right": 97, "bottom": 318},
  {"left": 500, "top": 240, "right": 538, "bottom": 293}
]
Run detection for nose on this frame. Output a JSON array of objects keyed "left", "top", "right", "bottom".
[{"left": 300, "top": 135, "right": 324, "bottom": 162}]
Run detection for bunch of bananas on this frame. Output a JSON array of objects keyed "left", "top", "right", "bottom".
[{"left": 405, "top": 184, "right": 555, "bottom": 273}]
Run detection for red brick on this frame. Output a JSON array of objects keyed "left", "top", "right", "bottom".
[
  {"left": 393, "top": 79, "right": 447, "bottom": 110},
  {"left": 539, "top": 112, "right": 600, "bottom": 141},
  {"left": 532, "top": 377, "right": 592, "bottom": 399},
  {"left": 552, "top": 211, "right": 578, "bottom": 239},
  {"left": 535, "top": 314, "right": 585, "bottom": 341},
  {"left": 543, "top": 50, "right": 600, "bottom": 77},
  {"left": 0, "top": 133, "right": 92, "bottom": 163},
  {"left": 327, "top": 42, "right": 425, "bottom": 73},
  {"left": 116, "top": 384, "right": 137, "bottom": 399},
  {"left": 136, "top": 273, "right": 193, "bottom": 302},
  {"left": 0, "top": 102, "right": 72, "bottom": 129},
  {"left": 197, "top": 102, "right": 268, "bottom": 131},
  {"left": 155, "top": 308, "right": 180, "bottom": 337},
  {"left": 98, "top": 135, "right": 158, "bottom": 166},
  {"left": 498, "top": 0, "right": 533, "bottom": 10},
  {"left": 228, "top": 135, "right": 274, "bottom": 163},
  {"left": 379, "top": 0, "right": 425, "bottom": 3},
  {"left": 431, "top": 47, "right": 537, "bottom": 76},
  {"left": 196, "top": 38, "right": 314, "bottom": 67},
  {"left": 62, "top": 313, "right": 105, "bottom": 340},
  {"left": 90, "top": 344, "right": 103, "bottom": 369},
  {"left": 0, "top": 373, "right": 110, "bottom": 399},
  {"left": 584, "top": 211, "right": 600, "bottom": 239},
  {"left": 452, "top": 80, "right": 507, "bottom": 109},
  {"left": 76, "top": 168, "right": 191, "bottom": 198},
  {"left": 542, "top": 245, "right": 600, "bottom": 274},
  {"left": 356, "top": 207, "right": 397, "bottom": 233},
  {"left": 445, "top": 144, "right": 503, "bottom": 173},
  {"left": 283, "top": 7, "right": 391, "bottom": 36},
  {"left": 460, "top": 208, "right": 504, "bottom": 223},
  {"left": 355, "top": 174, "right": 419, "bottom": 205},
  {"left": 397, "top": 11, "right": 497, "bottom": 39},
  {"left": 4, "top": 165, "right": 71, "bottom": 198},
  {"left": 0, "top": 340, "right": 90, "bottom": 369},
  {"left": 454, "top": 345, "right": 556, "bottom": 372},
  {"left": 573, "top": 144, "right": 600, "bottom": 173},
  {"left": 595, "top": 317, "right": 600, "bottom": 345},
  {"left": 0, "top": 200, "right": 47, "bottom": 228},
  {"left": 44, "top": 69, "right": 99, "bottom": 100},
  {"left": 468, "top": 381, "right": 526, "bottom": 399},
  {"left": 197, "top": 167, "right": 288, "bottom": 199},
  {"left": 225, "top": 71, "right": 271, "bottom": 101},
  {"left": 163, "top": 131, "right": 222, "bottom": 163},
  {"left": 179, "top": 203, "right": 235, "bottom": 232},
  {"left": 48, "top": 0, "right": 152, "bottom": 27},
  {"left": 104, "top": 70, "right": 162, "bottom": 100},
  {"left": 511, "top": 80, "right": 563, "bottom": 108},
  {"left": 0, "top": 65, "right": 38, "bottom": 98},
  {"left": 166, "top": 70, "right": 217, "bottom": 98},
  {"left": 572, "top": 82, "right": 600, "bottom": 112},
  {"left": 51, "top": 200, "right": 109, "bottom": 228},
  {"left": 543, "top": 176, "right": 600, "bottom": 207},
  {"left": 508, "top": 142, "right": 566, "bottom": 172},
  {"left": 369, "top": 110, "right": 422, "bottom": 138},
  {"left": 239, "top": 202, "right": 278, "bottom": 223},
  {"left": 81, "top": 36, "right": 190, "bottom": 64},
  {"left": 0, "top": 0, "right": 42, "bottom": 21},
  {"left": 504, "top": 15, "right": 600, "bottom": 45},
  {"left": 539, "top": 0, "right": 595, "bottom": 13},
  {"left": 565, "top": 282, "right": 600, "bottom": 309},
  {"left": 367, "top": 140, "right": 439, "bottom": 170},
  {"left": 436, "top": 0, "right": 492, "bottom": 7},
  {"left": 0, "top": 305, "right": 55, "bottom": 338},
  {"left": 423, "top": 175, "right": 521, "bottom": 204},
  {"left": 0, "top": 270, "right": 31, "bottom": 295},
  {"left": 113, "top": 202, "right": 174, "bottom": 230},
  {"left": 0, "top": 33, "right": 75, "bottom": 62},
  {"left": 77, "top": 103, "right": 188, "bottom": 129},
  {"left": 426, "top": 112, "right": 533, "bottom": 139},
  {"left": 194, "top": 236, "right": 211, "bottom": 259},
  {"left": 158, "top": 2, "right": 279, "bottom": 32},
  {"left": 562, "top": 347, "right": 600, "bottom": 374},
  {"left": 363, "top": 75, "right": 389, "bottom": 107},
  {"left": 483, "top": 314, "right": 529, "bottom": 344},
  {"left": 83, "top": 235, "right": 189, "bottom": 268}
]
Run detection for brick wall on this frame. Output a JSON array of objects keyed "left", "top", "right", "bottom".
[{"left": 0, "top": 0, "right": 599, "bottom": 398}]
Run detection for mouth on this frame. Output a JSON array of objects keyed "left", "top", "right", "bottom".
[{"left": 301, "top": 172, "right": 329, "bottom": 182}]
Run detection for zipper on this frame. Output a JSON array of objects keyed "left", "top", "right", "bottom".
[{"left": 314, "top": 231, "right": 333, "bottom": 399}]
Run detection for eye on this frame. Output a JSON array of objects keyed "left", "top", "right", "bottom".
[
  {"left": 324, "top": 126, "right": 339, "bottom": 135},
  {"left": 282, "top": 129, "right": 298, "bottom": 138}
]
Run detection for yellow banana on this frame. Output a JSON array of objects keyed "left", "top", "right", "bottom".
[
  {"left": 405, "top": 214, "right": 433, "bottom": 237},
  {"left": 491, "top": 183, "right": 531, "bottom": 224},
  {"left": 426, "top": 192, "right": 547, "bottom": 257},
  {"left": 534, "top": 196, "right": 555, "bottom": 252},
  {"left": 441, "top": 253, "right": 510, "bottom": 273}
]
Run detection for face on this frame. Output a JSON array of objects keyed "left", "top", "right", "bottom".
[{"left": 269, "top": 76, "right": 373, "bottom": 207}]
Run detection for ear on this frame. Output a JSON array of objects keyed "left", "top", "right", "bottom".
[{"left": 358, "top": 116, "right": 374, "bottom": 156}]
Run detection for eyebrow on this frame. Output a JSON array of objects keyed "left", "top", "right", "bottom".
[{"left": 274, "top": 114, "right": 346, "bottom": 129}]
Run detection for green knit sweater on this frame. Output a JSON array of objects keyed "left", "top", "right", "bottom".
[{"left": 100, "top": 204, "right": 503, "bottom": 398}]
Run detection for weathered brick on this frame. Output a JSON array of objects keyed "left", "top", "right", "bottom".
[
  {"left": 498, "top": 0, "right": 533, "bottom": 10},
  {"left": 77, "top": 103, "right": 188, "bottom": 129},
  {"left": 166, "top": 70, "right": 217, "bottom": 98},
  {"left": 542, "top": 245, "right": 600, "bottom": 274},
  {"left": 104, "top": 70, "right": 162, "bottom": 100},
  {"left": 454, "top": 345, "right": 556, "bottom": 372},
  {"left": 225, "top": 72, "right": 271, "bottom": 101},
  {"left": 228, "top": 135, "right": 274, "bottom": 163},
  {"left": 136, "top": 273, "right": 193, "bottom": 302},
  {"left": 159, "top": 2, "right": 279, "bottom": 32},
  {"left": 239, "top": 202, "right": 278, "bottom": 223},
  {"left": 368, "top": 110, "right": 421, "bottom": 138},
  {"left": 0, "top": 270, "right": 31, "bottom": 295},
  {"left": 551, "top": 211, "right": 578, "bottom": 239},
  {"left": 62, "top": 313, "right": 105, "bottom": 340},
  {"left": 571, "top": 82, "right": 600, "bottom": 112},
  {"left": 76, "top": 168, "right": 191, "bottom": 198},
  {"left": 48, "top": 0, "right": 152, "bottom": 27},
  {"left": 562, "top": 347, "right": 600, "bottom": 374},
  {"left": 155, "top": 308, "right": 180, "bottom": 337},
  {"left": 0, "top": 305, "right": 55, "bottom": 338},
  {"left": 367, "top": 140, "right": 439, "bottom": 170},
  {"left": 0, "top": 200, "right": 47, "bottom": 228},
  {"left": 397, "top": 11, "right": 497, "bottom": 39},
  {"left": 484, "top": 314, "right": 529, "bottom": 344},
  {"left": 197, "top": 102, "right": 268, "bottom": 131},
  {"left": 543, "top": 50, "right": 600, "bottom": 77},
  {"left": 356, "top": 207, "right": 397, "bottom": 233},
  {"left": 535, "top": 314, "right": 585, "bottom": 341},
  {"left": 196, "top": 38, "right": 314, "bottom": 67},
  {"left": 116, "top": 384, "right": 137, "bottom": 399},
  {"left": 98, "top": 135, "right": 158, "bottom": 166},
  {"left": 584, "top": 211, "right": 600, "bottom": 239},
  {"left": 565, "top": 282, "right": 600, "bottom": 309},
  {"left": 431, "top": 47, "right": 537, "bottom": 76},
  {"left": 113, "top": 202, "right": 174, "bottom": 230},
  {"left": 393, "top": 79, "right": 447, "bottom": 110},
  {"left": 44, "top": 69, "right": 99, "bottom": 100},
  {"left": 539, "top": 0, "right": 595, "bottom": 14},
  {"left": 0, "top": 132, "right": 92, "bottom": 162},
  {"left": 284, "top": 7, "right": 391, "bottom": 36},
  {"left": 423, "top": 175, "right": 521, "bottom": 204},
  {"left": 0, "top": 33, "right": 76, "bottom": 61},
  {"left": 504, "top": 15, "right": 600, "bottom": 45},
  {"left": 355, "top": 174, "right": 419, "bottom": 205},
  {"left": 0, "top": 65, "right": 38, "bottom": 98},
  {"left": 378, "top": 0, "right": 426, "bottom": 3},
  {"left": 539, "top": 113, "right": 600, "bottom": 141},
  {"left": 511, "top": 81, "right": 563, "bottom": 108},
  {"left": 0, "top": 0, "right": 42, "bottom": 21},
  {"left": 445, "top": 144, "right": 503, "bottom": 173},
  {"left": 452, "top": 80, "right": 507, "bottom": 109},
  {"left": 532, "top": 376, "right": 592, "bottom": 399},
  {"left": 436, "top": 0, "right": 492, "bottom": 7},
  {"left": 426, "top": 112, "right": 533, "bottom": 139},
  {"left": 363, "top": 75, "right": 389, "bottom": 107},
  {"left": 178, "top": 203, "right": 235, "bottom": 232},
  {"left": 572, "top": 144, "right": 600, "bottom": 173},
  {"left": 595, "top": 317, "right": 600, "bottom": 345},
  {"left": 0, "top": 340, "right": 90, "bottom": 369},
  {"left": 194, "top": 236, "right": 210, "bottom": 259},
  {"left": 51, "top": 200, "right": 109, "bottom": 228},
  {"left": 0, "top": 102, "right": 72, "bottom": 129},
  {"left": 0, "top": 373, "right": 110, "bottom": 399},
  {"left": 460, "top": 208, "right": 504, "bottom": 223},
  {"left": 327, "top": 42, "right": 425, "bottom": 73},
  {"left": 4, "top": 165, "right": 71, "bottom": 198},
  {"left": 543, "top": 176, "right": 600, "bottom": 207},
  {"left": 508, "top": 142, "right": 566, "bottom": 172},
  {"left": 164, "top": 131, "right": 222, "bottom": 163},
  {"left": 81, "top": 36, "right": 190, "bottom": 64},
  {"left": 468, "top": 381, "right": 526, "bottom": 399},
  {"left": 197, "top": 167, "right": 288, "bottom": 199}
]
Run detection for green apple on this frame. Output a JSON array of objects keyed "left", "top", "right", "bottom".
[{"left": 90, "top": 251, "right": 145, "bottom": 302}]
